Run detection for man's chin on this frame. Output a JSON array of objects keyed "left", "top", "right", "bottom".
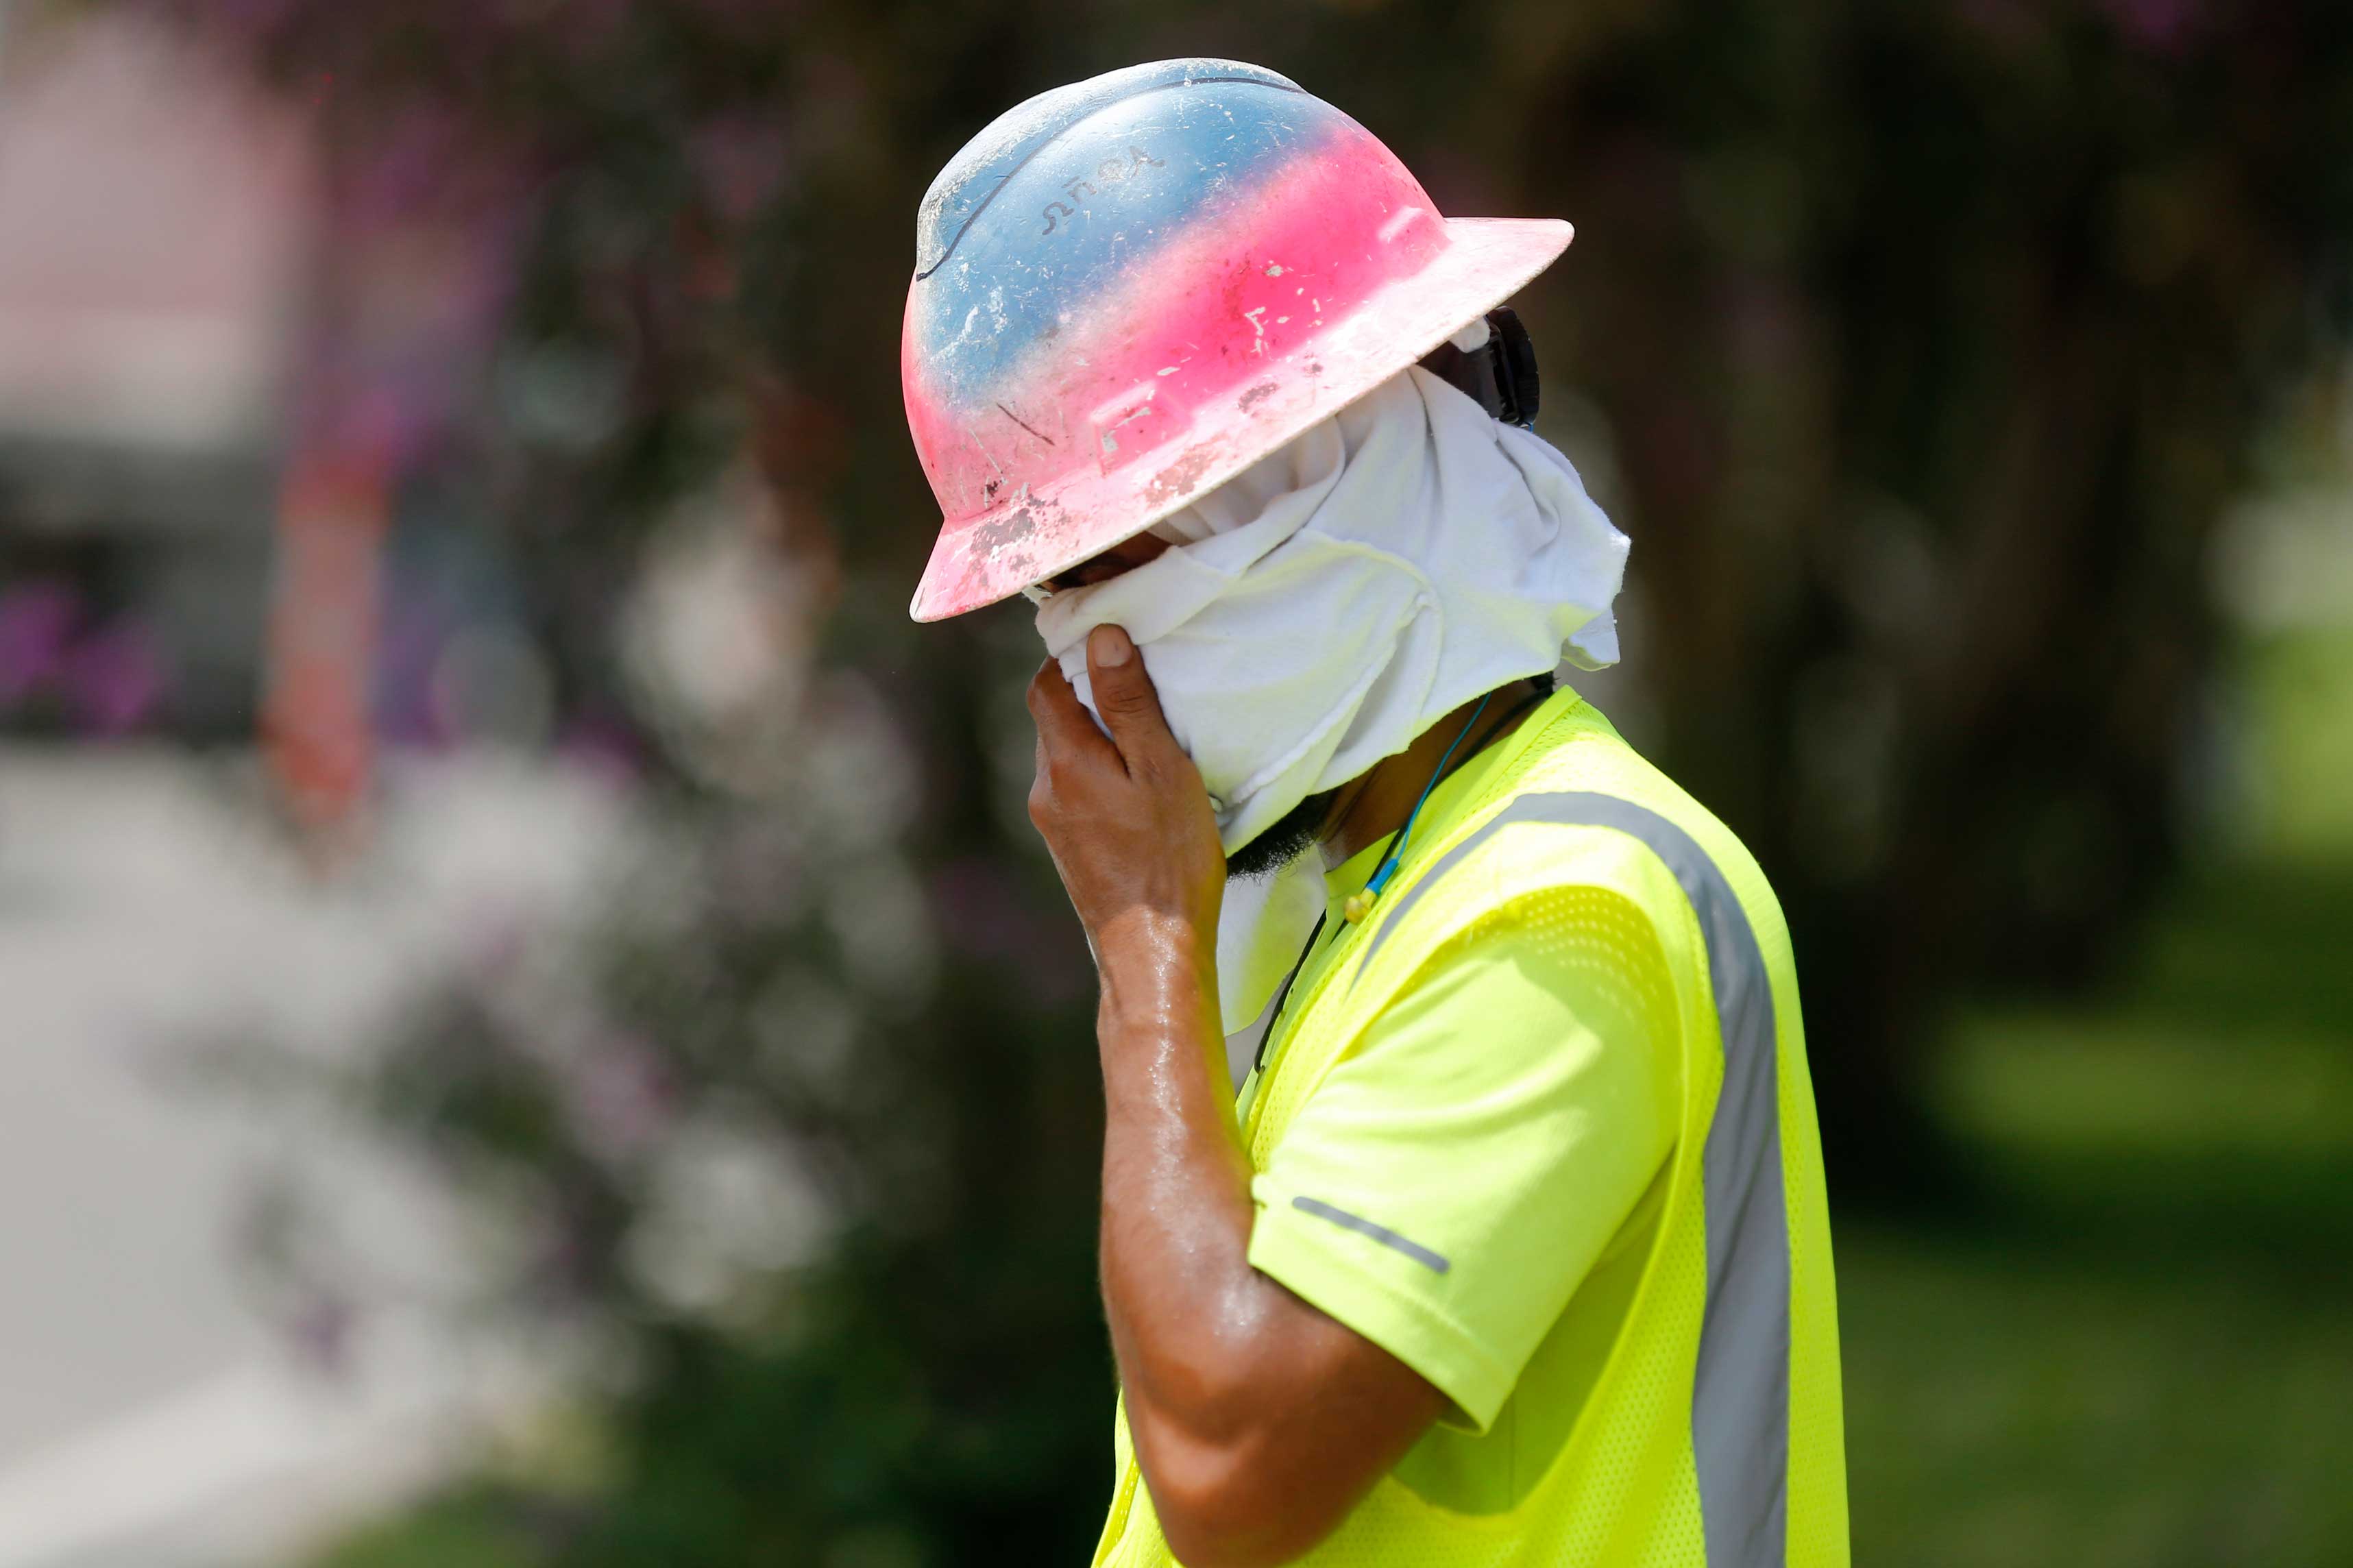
[{"left": 1225, "top": 790, "right": 1334, "bottom": 881}]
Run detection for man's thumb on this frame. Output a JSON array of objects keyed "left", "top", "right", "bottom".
[{"left": 1085, "top": 624, "right": 1173, "bottom": 755}]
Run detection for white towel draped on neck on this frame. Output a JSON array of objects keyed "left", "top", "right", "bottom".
[{"left": 1034, "top": 356, "right": 1629, "bottom": 1038}]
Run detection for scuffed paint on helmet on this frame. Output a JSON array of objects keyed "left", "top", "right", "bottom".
[{"left": 902, "top": 59, "right": 1572, "bottom": 621}]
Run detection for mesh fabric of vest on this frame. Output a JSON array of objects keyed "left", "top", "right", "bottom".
[{"left": 1092, "top": 695, "right": 1849, "bottom": 1568}]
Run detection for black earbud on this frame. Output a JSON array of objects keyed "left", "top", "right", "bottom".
[{"left": 1417, "top": 306, "right": 1539, "bottom": 430}]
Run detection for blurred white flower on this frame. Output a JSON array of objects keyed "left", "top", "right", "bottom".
[
  {"left": 823, "top": 853, "right": 938, "bottom": 1014},
  {"left": 620, "top": 1104, "right": 829, "bottom": 1324},
  {"left": 620, "top": 456, "right": 817, "bottom": 795}
]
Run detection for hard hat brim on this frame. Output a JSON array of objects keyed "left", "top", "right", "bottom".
[{"left": 909, "top": 215, "right": 1574, "bottom": 622}]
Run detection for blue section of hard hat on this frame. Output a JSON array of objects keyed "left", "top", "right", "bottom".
[
  {"left": 915, "top": 58, "right": 1302, "bottom": 278},
  {"left": 911, "top": 60, "right": 1337, "bottom": 404}
]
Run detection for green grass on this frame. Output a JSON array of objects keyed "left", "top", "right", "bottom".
[
  {"left": 1840, "top": 617, "right": 2353, "bottom": 1566},
  {"left": 1844, "top": 980, "right": 2353, "bottom": 1563},
  {"left": 2240, "top": 628, "right": 2353, "bottom": 858},
  {"left": 1840, "top": 1223, "right": 2353, "bottom": 1568},
  {"left": 308, "top": 1491, "right": 539, "bottom": 1568},
  {"left": 1844, "top": 991, "right": 2353, "bottom": 1568}
]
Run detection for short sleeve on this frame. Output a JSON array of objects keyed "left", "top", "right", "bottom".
[{"left": 1245, "top": 882, "right": 1681, "bottom": 1430}]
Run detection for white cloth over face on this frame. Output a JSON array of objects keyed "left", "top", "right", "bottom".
[{"left": 1033, "top": 358, "right": 1629, "bottom": 1036}]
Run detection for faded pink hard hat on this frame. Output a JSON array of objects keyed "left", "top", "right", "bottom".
[{"left": 901, "top": 58, "right": 1572, "bottom": 622}]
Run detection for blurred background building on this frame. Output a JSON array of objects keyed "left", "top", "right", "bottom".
[
  {"left": 0, "top": 1, "right": 2347, "bottom": 1565},
  {"left": 0, "top": 5, "right": 293, "bottom": 736},
  {"left": 0, "top": 9, "right": 625, "bottom": 1564}
]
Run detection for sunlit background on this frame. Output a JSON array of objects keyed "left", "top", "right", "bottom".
[{"left": 1, "top": 2, "right": 2348, "bottom": 1565}]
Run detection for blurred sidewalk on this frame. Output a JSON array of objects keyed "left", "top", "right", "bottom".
[{"left": 0, "top": 746, "right": 628, "bottom": 1567}]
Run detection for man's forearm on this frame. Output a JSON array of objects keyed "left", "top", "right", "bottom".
[
  {"left": 1094, "top": 909, "right": 1260, "bottom": 1406},
  {"left": 1024, "top": 637, "right": 1446, "bottom": 1566},
  {"left": 1095, "top": 910, "right": 1324, "bottom": 1567}
]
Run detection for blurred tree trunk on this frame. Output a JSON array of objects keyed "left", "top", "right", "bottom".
[{"left": 1505, "top": 1, "right": 2345, "bottom": 1191}]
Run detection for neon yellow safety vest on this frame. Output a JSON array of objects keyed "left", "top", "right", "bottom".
[{"left": 1091, "top": 689, "right": 1849, "bottom": 1567}]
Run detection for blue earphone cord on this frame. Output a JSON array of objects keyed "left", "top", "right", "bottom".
[
  {"left": 1363, "top": 689, "right": 1494, "bottom": 903},
  {"left": 1249, "top": 685, "right": 1530, "bottom": 1075}
]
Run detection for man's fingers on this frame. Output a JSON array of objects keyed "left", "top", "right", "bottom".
[
  {"left": 1027, "top": 657, "right": 1119, "bottom": 766},
  {"left": 1084, "top": 625, "right": 1181, "bottom": 767}
]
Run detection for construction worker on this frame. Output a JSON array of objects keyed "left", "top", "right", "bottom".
[{"left": 901, "top": 59, "right": 1846, "bottom": 1568}]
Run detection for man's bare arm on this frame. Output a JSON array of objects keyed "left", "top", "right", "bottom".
[{"left": 1027, "top": 630, "right": 1447, "bottom": 1568}]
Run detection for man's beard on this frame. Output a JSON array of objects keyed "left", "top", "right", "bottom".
[{"left": 1225, "top": 789, "right": 1336, "bottom": 881}]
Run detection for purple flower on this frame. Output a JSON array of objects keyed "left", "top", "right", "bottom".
[
  {"left": 64, "top": 618, "right": 167, "bottom": 735},
  {"left": 0, "top": 583, "right": 80, "bottom": 702}
]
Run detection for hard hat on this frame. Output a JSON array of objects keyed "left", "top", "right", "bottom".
[{"left": 901, "top": 58, "right": 1573, "bottom": 622}]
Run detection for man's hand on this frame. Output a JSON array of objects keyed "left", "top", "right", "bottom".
[
  {"left": 1026, "top": 622, "right": 1446, "bottom": 1568},
  {"left": 1025, "top": 624, "right": 1225, "bottom": 959}
]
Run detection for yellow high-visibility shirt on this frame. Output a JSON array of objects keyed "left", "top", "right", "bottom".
[{"left": 1093, "top": 686, "right": 1849, "bottom": 1567}]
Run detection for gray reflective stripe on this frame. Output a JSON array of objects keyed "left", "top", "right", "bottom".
[
  {"left": 1289, "top": 1196, "right": 1452, "bottom": 1274},
  {"left": 1358, "top": 790, "right": 1790, "bottom": 1568}
]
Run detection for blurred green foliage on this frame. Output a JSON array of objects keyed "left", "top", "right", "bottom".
[
  {"left": 104, "top": 0, "right": 2353, "bottom": 1169},
  {"left": 304, "top": 616, "right": 2353, "bottom": 1567},
  {"left": 50, "top": 0, "right": 2353, "bottom": 1560}
]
